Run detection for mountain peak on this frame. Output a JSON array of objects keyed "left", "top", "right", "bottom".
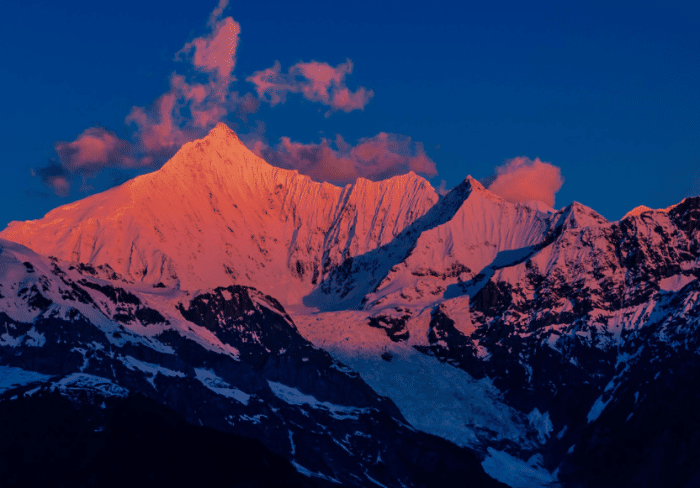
[
  {"left": 207, "top": 122, "right": 240, "bottom": 142},
  {"left": 622, "top": 205, "right": 653, "bottom": 220},
  {"left": 192, "top": 121, "right": 247, "bottom": 153},
  {"left": 159, "top": 122, "right": 271, "bottom": 177},
  {"left": 0, "top": 125, "right": 440, "bottom": 300},
  {"left": 464, "top": 175, "right": 487, "bottom": 192}
]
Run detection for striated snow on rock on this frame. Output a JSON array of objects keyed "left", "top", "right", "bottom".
[{"left": 2, "top": 123, "right": 438, "bottom": 305}]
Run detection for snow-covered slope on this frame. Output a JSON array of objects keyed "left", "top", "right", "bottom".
[{"left": 2, "top": 123, "right": 438, "bottom": 305}]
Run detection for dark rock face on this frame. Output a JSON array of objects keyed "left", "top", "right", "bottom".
[
  {"left": 0, "top": 391, "right": 327, "bottom": 488},
  {"left": 368, "top": 309, "right": 411, "bottom": 342},
  {"left": 177, "top": 285, "right": 398, "bottom": 411},
  {"left": 554, "top": 280, "right": 700, "bottom": 488},
  {"left": 557, "top": 324, "right": 700, "bottom": 487},
  {"left": 471, "top": 281, "right": 513, "bottom": 317},
  {"left": 414, "top": 305, "right": 485, "bottom": 378},
  {"left": 0, "top": 250, "right": 503, "bottom": 488}
]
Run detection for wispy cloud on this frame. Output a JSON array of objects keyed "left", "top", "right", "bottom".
[
  {"left": 247, "top": 59, "right": 373, "bottom": 115},
  {"left": 54, "top": 127, "right": 141, "bottom": 174},
  {"left": 176, "top": 17, "right": 240, "bottom": 82},
  {"left": 32, "top": 161, "right": 71, "bottom": 197},
  {"left": 486, "top": 156, "right": 563, "bottom": 207},
  {"left": 207, "top": 0, "right": 229, "bottom": 28},
  {"left": 127, "top": 8, "right": 245, "bottom": 156},
  {"left": 250, "top": 132, "right": 436, "bottom": 185}
]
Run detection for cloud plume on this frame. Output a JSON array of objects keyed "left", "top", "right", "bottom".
[
  {"left": 127, "top": 11, "right": 245, "bottom": 156},
  {"left": 487, "top": 156, "right": 563, "bottom": 207},
  {"left": 54, "top": 127, "right": 140, "bottom": 174},
  {"left": 247, "top": 59, "right": 373, "bottom": 114},
  {"left": 124, "top": 5, "right": 256, "bottom": 156},
  {"left": 32, "top": 161, "right": 71, "bottom": 197},
  {"left": 36, "top": 128, "right": 151, "bottom": 196},
  {"left": 250, "top": 132, "right": 436, "bottom": 185},
  {"left": 177, "top": 16, "right": 240, "bottom": 82},
  {"left": 207, "top": 0, "right": 229, "bottom": 28}
]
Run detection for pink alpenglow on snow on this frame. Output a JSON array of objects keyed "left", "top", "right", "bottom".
[
  {"left": 487, "top": 156, "right": 564, "bottom": 207},
  {"left": 251, "top": 132, "right": 437, "bottom": 185},
  {"left": 2, "top": 123, "right": 440, "bottom": 305},
  {"left": 247, "top": 59, "right": 374, "bottom": 113}
]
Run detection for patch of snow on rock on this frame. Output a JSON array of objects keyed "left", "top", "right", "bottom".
[
  {"left": 194, "top": 368, "right": 251, "bottom": 405},
  {"left": 0, "top": 366, "right": 51, "bottom": 392},
  {"left": 482, "top": 448, "right": 561, "bottom": 488}
]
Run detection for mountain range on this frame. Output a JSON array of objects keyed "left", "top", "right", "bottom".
[{"left": 1, "top": 123, "right": 698, "bottom": 487}]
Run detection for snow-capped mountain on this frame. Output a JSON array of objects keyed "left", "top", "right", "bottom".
[
  {"left": 2, "top": 123, "right": 699, "bottom": 487},
  {"left": 2, "top": 123, "right": 437, "bottom": 305}
]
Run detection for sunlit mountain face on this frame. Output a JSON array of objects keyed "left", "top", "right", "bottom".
[{"left": 2, "top": 124, "right": 699, "bottom": 488}]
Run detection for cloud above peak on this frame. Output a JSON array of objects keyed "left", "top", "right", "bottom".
[
  {"left": 126, "top": 10, "right": 250, "bottom": 157},
  {"left": 32, "top": 162, "right": 71, "bottom": 198},
  {"left": 177, "top": 16, "right": 240, "bottom": 81},
  {"left": 250, "top": 132, "right": 436, "bottom": 185},
  {"left": 34, "top": 2, "right": 387, "bottom": 196},
  {"left": 54, "top": 128, "right": 135, "bottom": 173},
  {"left": 487, "top": 156, "right": 563, "bottom": 207},
  {"left": 35, "top": 128, "right": 152, "bottom": 196},
  {"left": 247, "top": 59, "right": 373, "bottom": 114}
]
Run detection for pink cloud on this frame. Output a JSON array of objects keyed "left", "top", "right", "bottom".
[
  {"left": 38, "top": 3, "right": 253, "bottom": 195},
  {"left": 250, "top": 133, "right": 437, "bottom": 185},
  {"left": 170, "top": 74, "right": 208, "bottom": 104},
  {"left": 32, "top": 162, "right": 72, "bottom": 197},
  {"left": 43, "top": 127, "right": 155, "bottom": 196},
  {"left": 487, "top": 156, "right": 564, "bottom": 207},
  {"left": 54, "top": 127, "right": 138, "bottom": 174},
  {"left": 126, "top": 7, "right": 253, "bottom": 156},
  {"left": 349, "top": 133, "right": 436, "bottom": 179},
  {"left": 126, "top": 74, "right": 259, "bottom": 155},
  {"left": 235, "top": 92, "right": 260, "bottom": 119},
  {"left": 50, "top": 177, "right": 71, "bottom": 197},
  {"left": 247, "top": 59, "right": 373, "bottom": 113},
  {"left": 126, "top": 92, "right": 193, "bottom": 155},
  {"left": 296, "top": 61, "right": 346, "bottom": 100},
  {"left": 245, "top": 61, "right": 294, "bottom": 105},
  {"left": 177, "top": 16, "right": 240, "bottom": 81}
]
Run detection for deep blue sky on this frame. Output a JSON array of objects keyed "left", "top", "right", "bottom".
[{"left": 2, "top": 0, "right": 699, "bottom": 230}]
